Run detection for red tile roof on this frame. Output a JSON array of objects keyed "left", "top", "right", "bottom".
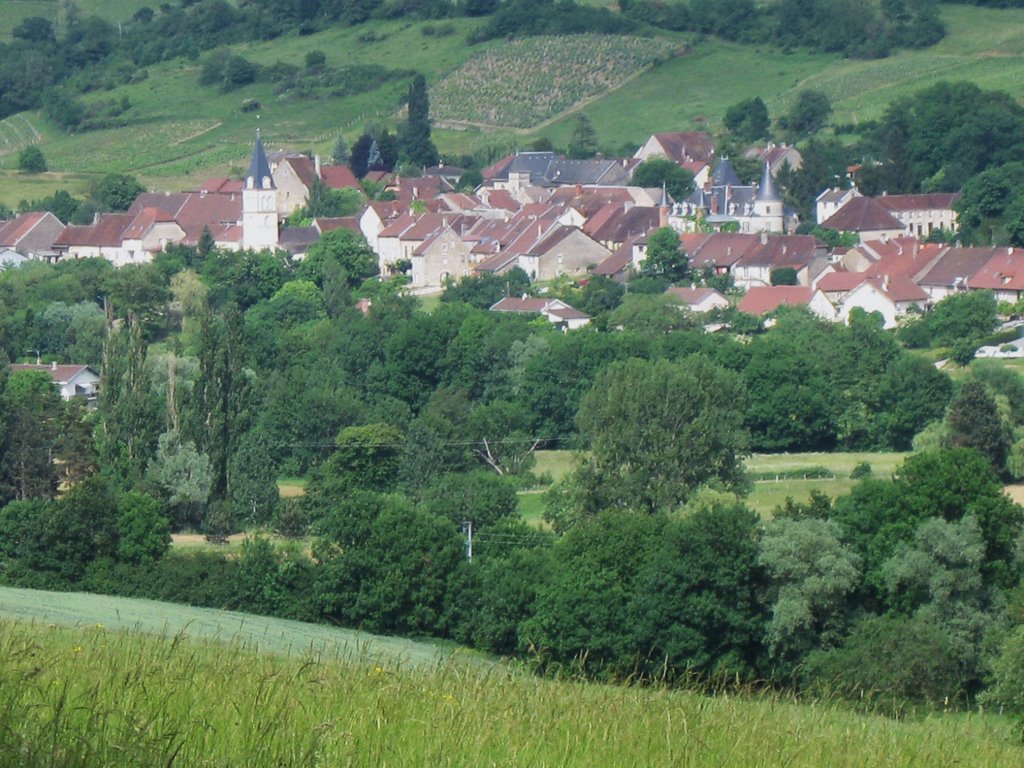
[
  {"left": 54, "top": 213, "right": 133, "bottom": 248},
  {"left": 0, "top": 211, "right": 50, "bottom": 247},
  {"left": 320, "top": 164, "right": 360, "bottom": 190},
  {"left": 819, "top": 197, "right": 904, "bottom": 232},
  {"left": 738, "top": 286, "right": 815, "bottom": 315},
  {"left": 648, "top": 131, "right": 715, "bottom": 164},
  {"left": 315, "top": 217, "right": 361, "bottom": 233},
  {"left": 281, "top": 156, "right": 318, "bottom": 190},
  {"left": 817, "top": 271, "right": 866, "bottom": 293},
  {"left": 10, "top": 363, "right": 95, "bottom": 383},
  {"left": 917, "top": 247, "right": 1000, "bottom": 288},
  {"left": 874, "top": 193, "right": 960, "bottom": 212},
  {"left": 969, "top": 248, "right": 1024, "bottom": 292}
]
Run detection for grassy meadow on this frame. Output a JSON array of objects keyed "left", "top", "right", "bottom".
[
  {"left": 523, "top": 449, "right": 911, "bottom": 519},
  {"left": 0, "top": 606, "right": 1020, "bottom": 766}
]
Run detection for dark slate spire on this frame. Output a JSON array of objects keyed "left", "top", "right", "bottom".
[
  {"left": 247, "top": 129, "right": 274, "bottom": 190},
  {"left": 711, "top": 157, "right": 742, "bottom": 187},
  {"left": 757, "top": 161, "right": 781, "bottom": 203}
]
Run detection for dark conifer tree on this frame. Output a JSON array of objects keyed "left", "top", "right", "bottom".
[{"left": 399, "top": 73, "right": 438, "bottom": 169}]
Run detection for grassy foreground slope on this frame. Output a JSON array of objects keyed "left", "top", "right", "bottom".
[
  {"left": 0, "top": 611, "right": 1019, "bottom": 766},
  {"left": 0, "top": 586, "right": 460, "bottom": 666}
]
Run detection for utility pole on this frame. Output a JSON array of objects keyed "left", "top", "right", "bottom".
[{"left": 461, "top": 520, "right": 473, "bottom": 561}]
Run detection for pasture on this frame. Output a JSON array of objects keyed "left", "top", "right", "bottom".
[
  {"left": 0, "top": 607, "right": 1018, "bottom": 766},
  {"left": 521, "top": 450, "right": 913, "bottom": 519}
]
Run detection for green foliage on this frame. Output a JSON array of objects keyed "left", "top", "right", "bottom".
[
  {"left": 769, "top": 267, "right": 798, "bottom": 286},
  {"left": 17, "top": 145, "right": 46, "bottom": 174},
  {"left": 945, "top": 380, "right": 1011, "bottom": 470},
  {"left": 759, "top": 516, "right": 861, "bottom": 667},
  {"left": 724, "top": 97, "right": 770, "bottom": 143},
  {"left": 803, "top": 615, "right": 964, "bottom": 713},
  {"left": 641, "top": 226, "right": 689, "bottom": 283},
  {"left": 93, "top": 173, "right": 145, "bottom": 211},
  {"left": 631, "top": 503, "right": 766, "bottom": 679},
  {"left": 145, "top": 430, "right": 213, "bottom": 530},
  {"left": 398, "top": 73, "right": 438, "bottom": 168},
  {"left": 418, "top": 470, "right": 518, "bottom": 529},
  {"left": 471, "top": 0, "right": 636, "bottom": 45},
  {"left": 631, "top": 159, "right": 695, "bottom": 201},
  {"left": 314, "top": 494, "right": 464, "bottom": 634},
  {"left": 441, "top": 267, "right": 530, "bottom": 309},
  {"left": 301, "top": 229, "right": 379, "bottom": 289},
  {"left": 116, "top": 491, "right": 171, "bottom": 565},
  {"left": 567, "top": 114, "right": 599, "bottom": 160},
  {"left": 305, "top": 423, "right": 403, "bottom": 515},
  {"left": 571, "top": 356, "right": 749, "bottom": 516},
  {"left": 0, "top": 370, "right": 60, "bottom": 502},
  {"left": 778, "top": 90, "right": 832, "bottom": 139}
]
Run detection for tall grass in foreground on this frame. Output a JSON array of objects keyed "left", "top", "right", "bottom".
[{"left": 0, "top": 622, "right": 1019, "bottom": 767}]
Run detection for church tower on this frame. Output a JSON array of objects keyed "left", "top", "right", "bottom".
[
  {"left": 242, "top": 130, "right": 279, "bottom": 251},
  {"left": 753, "top": 161, "right": 784, "bottom": 233}
]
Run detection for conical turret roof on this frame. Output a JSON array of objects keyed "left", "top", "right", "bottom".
[
  {"left": 757, "top": 161, "right": 781, "bottom": 203},
  {"left": 711, "top": 157, "right": 742, "bottom": 187}
]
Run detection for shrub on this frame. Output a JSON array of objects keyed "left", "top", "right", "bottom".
[
  {"left": 18, "top": 145, "right": 46, "bottom": 173},
  {"left": 849, "top": 462, "right": 872, "bottom": 480}
]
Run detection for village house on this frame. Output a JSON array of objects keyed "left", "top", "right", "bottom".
[
  {"left": 634, "top": 131, "right": 716, "bottom": 165},
  {"left": 744, "top": 143, "right": 803, "bottom": 175},
  {"left": 914, "top": 246, "right": 1003, "bottom": 301},
  {"left": 837, "top": 275, "right": 929, "bottom": 329},
  {"left": 738, "top": 285, "right": 836, "bottom": 321},
  {"left": 0, "top": 211, "right": 66, "bottom": 261},
  {"left": 815, "top": 187, "right": 862, "bottom": 224},
  {"left": 410, "top": 225, "right": 477, "bottom": 288},
  {"left": 817, "top": 196, "right": 906, "bottom": 242},
  {"left": 874, "top": 192, "right": 960, "bottom": 237},
  {"left": 965, "top": 247, "right": 1024, "bottom": 304},
  {"left": 666, "top": 286, "right": 730, "bottom": 312},
  {"left": 490, "top": 296, "right": 591, "bottom": 330},
  {"left": 731, "top": 233, "right": 829, "bottom": 289},
  {"left": 10, "top": 362, "right": 100, "bottom": 404}
]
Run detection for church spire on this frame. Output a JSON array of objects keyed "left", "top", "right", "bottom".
[{"left": 247, "top": 129, "right": 274, "bottom": 190}]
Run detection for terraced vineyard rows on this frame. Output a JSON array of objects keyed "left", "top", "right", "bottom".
[{"left": 430, "top": 35, "right": 680, "bottom": 129}]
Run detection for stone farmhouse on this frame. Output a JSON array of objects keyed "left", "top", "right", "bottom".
[
  {"left": 815, "top": 187, "right": 960, "bottom": 240},
  {"left": 0, "top": 212, "right": 66, "bottom": 262}
]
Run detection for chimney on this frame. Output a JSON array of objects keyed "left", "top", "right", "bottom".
[
  {"left": 882, "top": 275, "right": 890, "bottom": 293},
  {"left": 760, "top": 230, "right": 768, "bottom": 245},
  {"left": 314, "top": 154, "right": 322, "bottom": 177},
  {"left": 575, "top": 183, "right": 582, "bottom": 198},
  {"left": 51, "top": 361, "right": 57, "bottom": 371}
]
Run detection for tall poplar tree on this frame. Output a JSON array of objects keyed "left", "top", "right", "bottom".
[
  {"left": 96, "top": 317, "right": 159, "bottom": 491},
  {"left": 399, "top": 73, "right": 438, "bottom": 169}
]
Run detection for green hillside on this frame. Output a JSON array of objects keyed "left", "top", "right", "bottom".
[
  {"left": 0, "top": 586, "right": 464, "bottom": 665},
  {"left": 1, "top": 4, "right": 1023, "bottom": 197},
  {"left": 0, "top": 601, "right": 1018, "bottom": 766}
]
